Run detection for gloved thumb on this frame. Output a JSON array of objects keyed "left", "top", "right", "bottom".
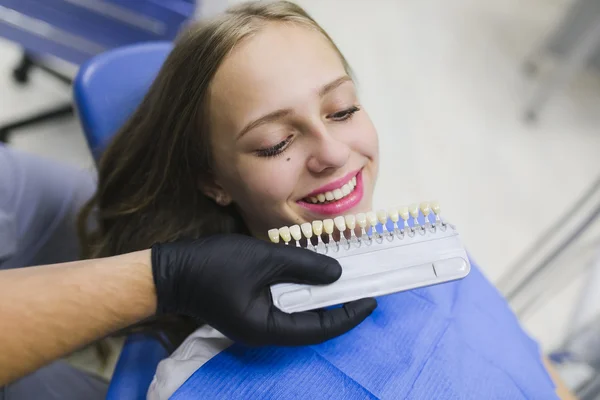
[
  {"left": 268, "top": 246, "right": 342, "bottom": 286},
  {"left": 265, "top": 298, "right": 378, "bottom": 346}
]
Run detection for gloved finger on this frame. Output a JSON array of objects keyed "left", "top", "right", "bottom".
[
  {"left": 267, "top": 298, "right": 377, "bottom": 346},
  {"left": 268, "top": 246, "right": 342, "bottom": 285}
]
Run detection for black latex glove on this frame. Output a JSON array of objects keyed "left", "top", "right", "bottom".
[{"left": 151, "top": 234, "right": 377, "bottom": 346}]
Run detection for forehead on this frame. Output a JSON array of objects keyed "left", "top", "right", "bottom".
[{"left": 208, "top": 23, "right": 348, "bottom": 127}]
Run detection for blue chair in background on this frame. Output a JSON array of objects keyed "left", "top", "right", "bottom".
[
  {"left": 73, "top": 42, "right": 173, "bottom": 399},
  {"left": 73, "top": 41, "right": 172, "bottom": 160},
  {"left": 0, "top": 0, "right": 194, "bottom": 142}
]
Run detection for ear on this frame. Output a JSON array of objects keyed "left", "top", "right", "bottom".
[{"left": 200, "top": 180, "right": 232, "bottom": 207}]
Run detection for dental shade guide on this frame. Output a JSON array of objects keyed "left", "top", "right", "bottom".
[{"left": 268, "top": 202, "right": 471, "bottom": 313}]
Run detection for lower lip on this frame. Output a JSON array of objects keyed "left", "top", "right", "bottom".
[{"left": 297, "top": 170, "right": 365, "bottom": 216}]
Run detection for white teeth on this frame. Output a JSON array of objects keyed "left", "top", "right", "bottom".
[
  {"left": 334, "top": 216, "right": 346, "bottom": 232},
  {"left": 356, "top": 213, "right": 367, "bottom": 228},
  {"left": 345, "top": 214, "right": 356, "bottom": 230},
  {"left": 278, "top": 226, "right": 291, "bottom": 243},
  {"left": 388, "top": 208, "right": 399, "bottom": 223},
  {"left": 305, "top": 175, "right": 358, "bottom": 204},
  {"left": 366, "top": 211, "right": 378, "bottom": 227},
  {"left": 290, "top": 225, "right": 302, "bottom": 241},
  {"left": 268, "top": 229, "right": 280, "bottom": 243},
  {"left": 376, "top": 210, "right": 387, "bottom": 225},
  {"left": 323, "top": 219, "right": 334, "bottom": 234},
  {"left": 301, "top": 223, "right": 313, "bottom": 238},
  {"left": 312, "top": 220, "right": 323, "bottom": 236}
]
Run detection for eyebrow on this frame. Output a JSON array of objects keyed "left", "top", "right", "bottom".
[
  {"left": 319, "top": 75, "right": 352, "bottom": 98},
  {"left": 236, "top": 75, "right": 353, "bottom": 139},
  {"left": 237, "top": 108, "right": 293, "bottom": 139}
]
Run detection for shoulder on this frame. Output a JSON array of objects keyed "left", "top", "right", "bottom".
[
  {"left": 0, "top": 145, "right": 96, "bottom": 217},
  {"left": 0, "top": 145, "right": 96, "bottom": 267}
]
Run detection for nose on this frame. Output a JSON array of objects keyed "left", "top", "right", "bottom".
[{"left": 305, "top": 125, "right": 351, "bottom": 174}]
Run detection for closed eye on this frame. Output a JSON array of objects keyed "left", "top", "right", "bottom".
[
  {"left": 327, "top": 105, "right": 360, "bottom": 121},
  {"left": 256, "top": 135, "right": 293, "bottom": 158}
]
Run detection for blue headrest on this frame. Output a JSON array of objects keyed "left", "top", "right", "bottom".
[
  {"left": 106, "top": 333, "right": 170, "bottom": 400},
  {"left": 73, "top": 42, "right": 173, "bottom": 160}
]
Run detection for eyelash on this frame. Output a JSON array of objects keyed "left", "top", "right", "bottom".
[
  {"left": 255, "top": 105, "right": 361, "bottom": 158},
  {"left": 256, "top": 135, "right": 293, "bottom": 158},
  {"left": 329, "top": 105, "right": 361, "bottom": 121}
]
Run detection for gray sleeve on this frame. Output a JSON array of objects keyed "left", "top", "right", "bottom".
[
  {"left": 0, "top": 145, "right": 96, "bottom": 269},
  {"left": 0, "top": 210, "right": 16, "bottom": 262},
  {"left": 1, "top": 360, "right": 107, "bottom": 400}
]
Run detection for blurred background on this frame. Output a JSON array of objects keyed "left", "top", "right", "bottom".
[{"left": 1, "top": 0, "right": 599, "bottom": 395}]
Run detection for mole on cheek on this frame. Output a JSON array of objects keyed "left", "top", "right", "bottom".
[{"left": 286, "top": 158, "right": 291, "bottom": 161}]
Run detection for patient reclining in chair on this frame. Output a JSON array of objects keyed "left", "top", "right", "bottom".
[{"left": 79, "top": 2, "right": 572, "bottom": 398}]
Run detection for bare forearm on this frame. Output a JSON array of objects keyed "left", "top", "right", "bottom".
[{"left": 0, "top": 250, "right": 156, "bottom": 385}]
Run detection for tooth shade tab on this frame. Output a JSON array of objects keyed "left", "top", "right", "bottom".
[
  {"left": 399, "top": 207, "right": 409, "bottom": 221},
  {"left": 345, "top": 214, "right": 356, "bottom": 230},
  {"left": 278, "top": 226, "right": 291, "bottom": 243},
  {"left": 408, "top": 204, "right": 419, "bottom": 218},
  {"left": 301, "top": 223, "right": 313, "bottom": 238},
  {"left": 268, "top": 229, "right": 280, "bottom": 243},
  {"left": 430, "top": 201, "right": 443, "bottom": 227},
  {"left": 290, "top": 225, "right": 302, "bottom": 241},
  {"left": 266, "top": 202, "right": 445, "bottom": 254},
  {"left": 366, "top": 211, "right": 378, "bottom": 227},
  {"left": 334, "top": 216, "right": 346, "bottom": 232},
  {"left": 323, "top": 219, "right": 334, "bottom": 234},
  {"left": 376, "top": 210, "right": 387, "bottom": 225},
  {"left": 312, "top": 220, "right": 323, "bottom": 236},
  {"left": 356, "top": 213, "right": 367, "bottom": 228}
]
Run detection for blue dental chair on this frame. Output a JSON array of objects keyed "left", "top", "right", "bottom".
[
  {"left": 0, "top": 0, "right": 194, "bottom": 142},
  {"left": 73, "top": 42, "right": 174, "bottom": 399}
]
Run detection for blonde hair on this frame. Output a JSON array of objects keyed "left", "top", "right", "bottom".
[{"left": 78, "top": 0, "right": 354, "bottom": 346}]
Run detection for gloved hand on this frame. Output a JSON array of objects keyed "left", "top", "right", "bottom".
[{"left": 151, "top": 234, "right": 377, "bottom": 346}]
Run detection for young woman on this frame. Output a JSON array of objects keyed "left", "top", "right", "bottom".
[{"left": 79, "top": 1, "right": 573, "bottom": 399}]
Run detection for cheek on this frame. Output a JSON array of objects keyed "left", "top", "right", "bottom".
[
  {"left": 348, "top": 114, "right": 379, "bottom": 160},
  {"left": 234, "top": 158, "right": 301, "bottom": 206}
]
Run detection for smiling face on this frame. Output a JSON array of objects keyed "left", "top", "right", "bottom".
[{"left": 205, "top": 22, "right": 379, "bottom": 238}]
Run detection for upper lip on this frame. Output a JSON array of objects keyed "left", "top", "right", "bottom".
[{"left": 301, "top": 169, "right": 360, "bottom": 199}]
